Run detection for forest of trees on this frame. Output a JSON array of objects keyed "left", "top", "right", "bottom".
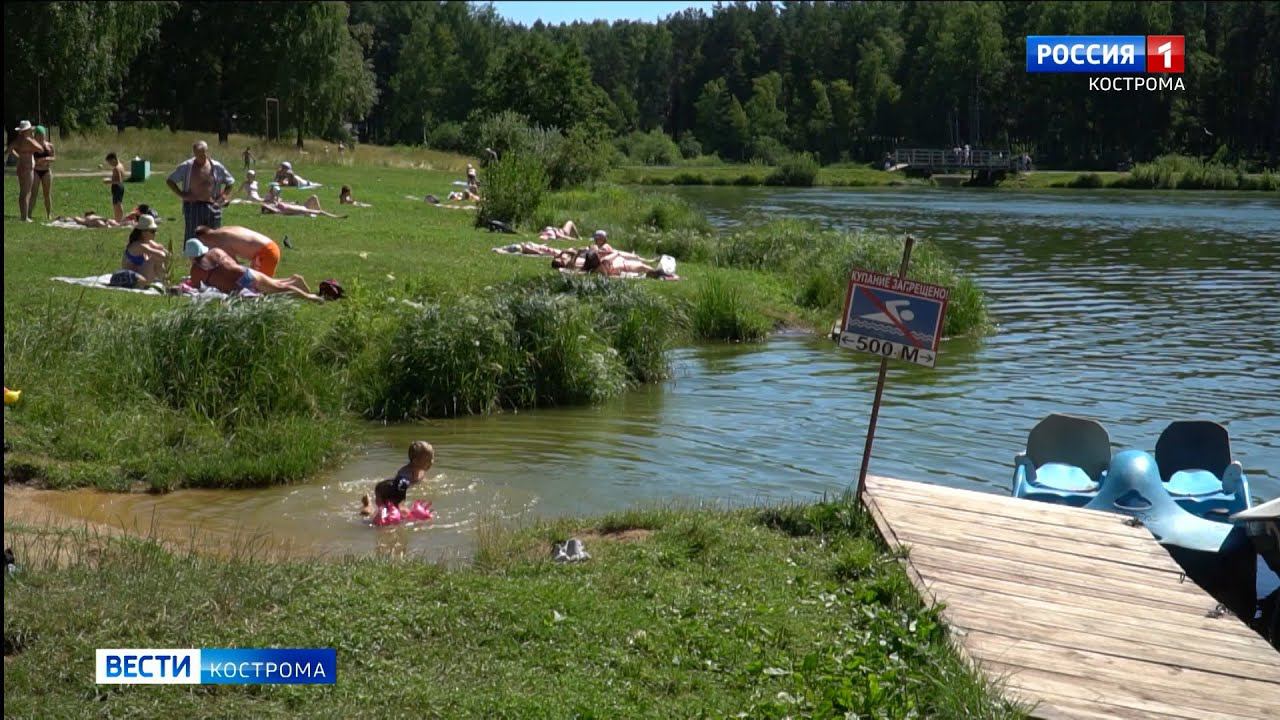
[{"left": 4, "top": 1, "right": 1278, "bottom": 169}]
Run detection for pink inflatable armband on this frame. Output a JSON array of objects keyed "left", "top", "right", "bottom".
[
  {"left": 372, "top": 503, "right": 402, "bottom": 527},
  {"left": 406, "top": 500, "right": 435, "bottom": 521}
]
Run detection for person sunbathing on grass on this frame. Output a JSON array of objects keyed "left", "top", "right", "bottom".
[
  {"left": 183, "top": 238, "right": 323, "bottom": 302},
  {"left": 58, "top": 210, "right": 122, "bottom": 228},
  {"left": 338, "top": 185, "right": 371, "bottom": 208},
  {"left": 591, "top": 229, "right": 657, "bottom": 265},
  {"left": 551, "top": 249, "right": 586, "bottom": 270},
  {"left": 538, "top": 220, "right": 579, "bottom": 241},
  {"left": 259, "top": 185, "right": 346, "bottom": 218},
  {"left": 494, "top": 242, "right": 562, "bottom": 256},
  {"left": 121, "top": 214, "right": 168, "bottom": 283},
  {"left": 273, "top": 161, "right": 310, "bottom": 187},
  {"left": 232, "top": 169, "right": 264, "bottom": 203}
]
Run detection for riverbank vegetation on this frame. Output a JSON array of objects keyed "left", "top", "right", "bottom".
[
  {"left": 3, "top": 132, "right": 989, "bottom": 492},
  {"left": 3, "top": 498, "right": 1025, "bottom": 718}
]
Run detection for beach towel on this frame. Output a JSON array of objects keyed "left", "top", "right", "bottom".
[
  {"left": 52, "top": 274, "right": 163, "bottom": 294},
  {"left": 44, "top": 220, "right": 133, "bottom": 230},
  {"left": 51, "top": 276, "right": 270, "bottom": 301}
]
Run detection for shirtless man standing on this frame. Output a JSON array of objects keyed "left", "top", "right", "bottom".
[
  {"left": 167, "top": 140, "right": 235, "bottom": 241},
  {"left": 183, "top": 238, "right": 321, "bottom": 302},
  {"left": 194, "top": 224, "right": 283, "bottom": 277}
]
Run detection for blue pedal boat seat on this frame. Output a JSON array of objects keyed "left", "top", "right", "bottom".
[
  {"left": 1155, "top": 420, "right": 1251, "bottom": 520},
  {"left": 1084, "top": 450, "right": 1254, "bottom": 601},
  {"left": 1012, "top": 413, "right": 1111, "bottom": 507}
]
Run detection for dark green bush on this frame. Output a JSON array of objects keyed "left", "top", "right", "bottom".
[
  {"left": 765, "top": 153, "right": 819, "bottom": 187},
  {"left": 477, "top": 153, "right": 550, "bottom": 227},
  {"left": 426, "top": 121, "right": 467, "bottom": 153},
  {"left": 678, "top": 132, "right": 702, "bottom": 159}
]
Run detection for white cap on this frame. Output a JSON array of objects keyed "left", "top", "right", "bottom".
[
  {"left": 14, "top": 120, "right": 32, "bottom": 132},
  {"left": 183, "top": 238, "right": 209, "bottom": 258}
]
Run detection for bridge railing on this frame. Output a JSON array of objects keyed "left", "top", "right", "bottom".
[{"left": 894, "top": 148, "right": 1015, "bottom": 170}]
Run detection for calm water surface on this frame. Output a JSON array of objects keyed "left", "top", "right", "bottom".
[{"left": 31, "top": 188, "right": 1280, "bottom": 558}]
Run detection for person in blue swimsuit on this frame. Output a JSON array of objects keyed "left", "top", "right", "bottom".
[
  {"left": 361, "top": 441, "right": 435, "bottom": 516},
  {"left": 121, "top": 214, "right": 169, "bottom": 283}
]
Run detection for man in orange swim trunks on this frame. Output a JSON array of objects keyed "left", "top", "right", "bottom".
[{"left": 193, "top": 224, "right": 282, "bottom": 276}]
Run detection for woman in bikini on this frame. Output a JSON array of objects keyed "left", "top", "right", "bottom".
[
  {"left": 57, "top": 210, "right": 122, "bottom": 228},
  {"left": 121, "top": 215, "right": 168, "bottom": 283},
  {"left": 538, "top": 220, "right": 579, "bottom": 242},
  {"left": 31, "top": 126, "right": 55, "bottom": 220},
  {"left": 6, "top": 120, "right": 40, "bottom": 222}
]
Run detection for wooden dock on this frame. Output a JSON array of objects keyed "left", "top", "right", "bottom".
[{"left": 862, "top": 475, "right": 1280, "bottom": 720}]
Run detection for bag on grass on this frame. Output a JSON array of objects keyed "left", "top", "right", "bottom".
[{"left": 318, "top": 278, "right": 344, "bottom": 300}]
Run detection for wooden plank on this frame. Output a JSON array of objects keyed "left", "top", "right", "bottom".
[
  {"left": 928, "top": 579, "right": 1271, "bottom": 654},
  {"left": 861, "top": 476, "right": 1280, "bottom": 720},
  {"left": 968, "top": 633, "right": 1280, "bottom": 718},
  {"left": 866, "top": 475, "right": 1157, "bottom": 538},
  {"left": 923, "top": 573, "right": 1265, "bottom": 641},
  {"left": 889, "top": 519, "right": 1177, "bottom": 572},
  {"left": 905, "top": 542, "right": 1209, "bottom": 605},
  {"left": 987, "top": 667, "right": 1258, "bottom": 720},
  {"left": 941, "top": 604, "right": 1280, "bottom": 683},
  {"left": 907, "top": 550, "right": 1216, "bottom": 614},
  {"left": 935, "top": 593, "right": 1280, "bottom": 669},
  {"left": 874, "top": 493, "right": 1175, "bottom": 552}
]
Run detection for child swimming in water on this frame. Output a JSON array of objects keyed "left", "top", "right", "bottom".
[{"left": 361, "top": 440, "right": 434, "bottom": 516}]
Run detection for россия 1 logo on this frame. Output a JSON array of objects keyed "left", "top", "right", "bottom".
[{"left": 1026, "top": 35, "right": 1185, "bottom": 91}]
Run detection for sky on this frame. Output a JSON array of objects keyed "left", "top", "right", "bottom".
[{"left": 486, "top": 1, "right": 721, "bottom": 26}]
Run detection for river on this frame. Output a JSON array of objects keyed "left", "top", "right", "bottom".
[{"left": 24, "top": 188, "right": 1280, "bottom": 559}]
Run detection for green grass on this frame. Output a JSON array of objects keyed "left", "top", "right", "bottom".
[
  {"left": 3, "top": 499, "right": 1026, "bottom": 719},
  {"left": 4, "top": 130, "right": 988, "bottom": 491},
  {"left": 615, "top": 160, "right": 1278, "bottom": 192},
  {"left": 614, "top": 163, "right": 924, "bottom": 188}
]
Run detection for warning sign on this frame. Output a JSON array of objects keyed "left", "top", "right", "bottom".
[{"left": 839, "top": 269, "right": 949, "bottom": 368}]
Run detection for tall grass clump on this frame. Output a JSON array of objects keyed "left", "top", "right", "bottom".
[
  {"left": 764, "top": 152, "right": 819, "bottom": 187},
  {"left": 374, "top": 296, "right": 522, "bottom": 419},
  {"left": 691, "top": 273, "right": 772, "bottom": 342},
  {"left": 476, "top": 152, "right": 549, "bottom": 228},
  {"left": 505, "top": 290, "right": 626, "bottom": 407},
  {"left": 109, "top": 302, "right": 337, "bottom": 421},
  {"left": 538, "top": 273, "right": 681, "bottom": 383},
  {"left": 1111, "top": 154, "right": 1274, "bottom": 191},
  {"left": 532, "top": 184, "right": 711, "bottom": 236},
  {"left": 371, "top": 279, "right": 678, "bottom": 419},
  {"left": 708, "top": 219, "right": 989, "bottom": 337}
]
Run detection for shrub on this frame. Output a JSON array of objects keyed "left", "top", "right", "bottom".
[
  {"left": 1067, "top": 172, "right": 1105, "bottom": 189},
  {"left": 733, "top": 174, "right": 762, "bottom": 186},
  {"left": 765, "top": 153, "right": 819, "bottom": 187},
  {"left": 621, "top": 129, "right": 681, "bottom": 165},
  {"left": 476, "top": 153, "right": 549, "bottom": 228},
  {"left": 747, "top": 135, "right": 790, "bottom": 165},
  {"left": 671, "top": 172, "right": 707, "bottom": 185},
  {"left": 426, "top": 121, "right": 467, "bottom": 153},
  {"left": 547, "top": 123, "right": 613, "bottom": 189},
  {"left": 678, "top": 132, "right": 702, "bottom": 159}
]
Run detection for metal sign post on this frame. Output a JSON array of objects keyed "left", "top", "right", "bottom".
[{"left": 835, "top": 235, "right": 951, "bottom": 501}]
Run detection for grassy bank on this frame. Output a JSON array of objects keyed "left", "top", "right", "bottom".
[
  {"left": 3, "top": 499, "right": 1024, "bottom": 719},
  {"left": 4, "top": 131, "right": 988, "bottom": 491},
  {"left": 614, "top": 156, "right": 1279, "bottom": 191}
]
